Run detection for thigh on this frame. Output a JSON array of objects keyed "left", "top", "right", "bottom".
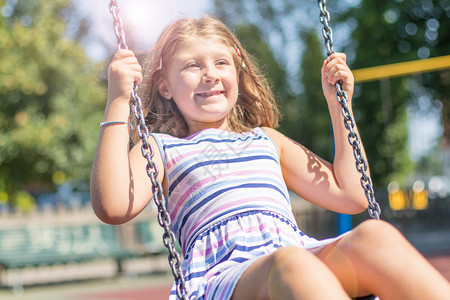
[
  {"left": 316, "top": 220, "right": 450, "bottom": 299},
  {"left": 314, "top": 220, "right": 396, "bottom": 296},
  {"left": 231, "top": 246, "right": 348, "bottom": 300}
]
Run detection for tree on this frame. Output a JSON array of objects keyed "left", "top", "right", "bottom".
[
  {"left": 398, "top": 0, "right": 450, "bottom": 175},
  {"left": 343, "top": 1, "right": 414, "bottom": 185},
  {"left": 296, "top": 30, "right": 330, "bottom": 160},
  {"left": 344, "top": 0, "right": 449, "bottom": 184},
  {"left": 0, "top": 0, "right": 106, "bottom": 209}
]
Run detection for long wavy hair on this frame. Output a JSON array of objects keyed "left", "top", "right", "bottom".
[{"left": 138, "top": 15, "right": 280, "bottom": 138}]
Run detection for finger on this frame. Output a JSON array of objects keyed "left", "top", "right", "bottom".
[
  {"left": 325, "top": 56, "right": 346, "bottom": 71},
  {"left": 326, "top": 52, "right": 346, "bottom": 63},
  {"left": 109, "top": 61, "right": 141, "bottom": 77},
  {"left": 325, "top": 53, "right": 347, "bottom": 73},
  {"left": 121, "top": 56, "right": 141, "bottom": 67},
  {"left": 325, "top": 57, "right": 350, "bottom": 83},
  {"left": 329, "top": 70, "right": 352, "bottom": 86},
  {"left": 133, "top": 71, "right": 143, "bottom": 85},
  {"left": 321, "top": 59, "right": 330, "bottom": 79},
  {"left": 113, "top": 49, "right": 137, "bottom": 61},
  {"left": 110, "top": 57, "right": 142, "bottom": 76},
  {"left": 327, "top": 64, "right": 349, "bottom": 85}
]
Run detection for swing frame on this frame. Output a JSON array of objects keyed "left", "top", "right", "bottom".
[{"left": 107, "top": 1, "right": 381, "bottom": 298}]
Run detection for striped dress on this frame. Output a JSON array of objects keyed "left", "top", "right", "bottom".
[{"left": 151, "top": 127, "right": 342, "bottom": 300}]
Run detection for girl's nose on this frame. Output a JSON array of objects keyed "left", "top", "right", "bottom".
[{"left": 203, "top": 67, "right": 219, "bottom": 83}]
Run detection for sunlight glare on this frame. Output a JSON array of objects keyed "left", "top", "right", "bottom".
[{"left": 121, "top": 0, "right": 177, "bottom": 52}]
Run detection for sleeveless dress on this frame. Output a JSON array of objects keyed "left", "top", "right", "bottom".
[{"left": 151, "top": 127, "right": 344, "bottom": 300}]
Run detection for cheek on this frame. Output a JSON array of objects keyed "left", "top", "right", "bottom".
[
  {"left": 177, "top": 77, "right": 198, "bottom": 94},
  {"left": 222, "top": 71, "right": 238, "bottom": 88},
  {"left": 229, "top": 78, "right": 240, "bottom": 98},
  {"left": 173, "top": 83, "right": 192, "bottom": 100}
]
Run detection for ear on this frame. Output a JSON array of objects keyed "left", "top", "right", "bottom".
[{"left": 158, "top": 80, "right": 172, "bottom": 100}]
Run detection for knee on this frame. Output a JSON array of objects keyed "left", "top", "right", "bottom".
[
  {"left": 349, "top": 219, "right": 406, "bottom": 247},
  {"left": 354, "top": 219, "right": 400, "bottom": 237}
]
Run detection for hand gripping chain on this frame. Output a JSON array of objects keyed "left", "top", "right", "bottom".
[
  {"left": 108, "top": 1, "right": 189, "bottom": 298},
  {"left": 318, "top": 0, "right": 381, "bottom": 220}
]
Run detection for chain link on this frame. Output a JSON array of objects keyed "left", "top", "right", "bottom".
[
  {"left": 318, "top": 0, "right": 381, "bottom": 220},
  {"left": 108, "top": 1, "right": 188, "bottom": 298}
]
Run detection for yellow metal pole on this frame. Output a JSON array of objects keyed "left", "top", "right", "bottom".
[{"left": 353, "top": 55, "right": 450, "bottom": 83}]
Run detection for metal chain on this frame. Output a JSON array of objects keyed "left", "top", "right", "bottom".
[
  {"left": 318, "top": 0, "right": 381, "bottom": 220},
  {"left": 108, "top": 1, "right": 188, "bottom": 298}
]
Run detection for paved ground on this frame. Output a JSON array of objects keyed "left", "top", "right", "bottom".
[
  {"left": 0, "top": 253, "right": 448, "bottom": 300},
  {"left": 427, "top": 254, "right": 450, "bottom": 282},
  {"left": 0, "top": 273, "right": 173, "bottom": 300},
  {"left": 1, "top": 226, "right": 449, "bottom": 300}
]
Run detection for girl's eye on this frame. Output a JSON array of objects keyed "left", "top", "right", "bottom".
[
  {"left": 216, "top": 60, "right": 229, "bottom": 66},
  {"left": 186, "top": 62, "right": 200, "bottom": 69}
]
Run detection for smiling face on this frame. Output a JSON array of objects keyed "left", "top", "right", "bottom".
[{"left": 158, "top": 39, "right": 240, "bottom": 134}]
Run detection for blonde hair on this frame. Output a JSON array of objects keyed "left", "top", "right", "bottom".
[{"left": 138, "top": 15, "right": 280, "bottom": 138}]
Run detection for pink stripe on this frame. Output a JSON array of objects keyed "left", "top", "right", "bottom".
[
  {"left": 166, "top": 144, "right": 270, "bottom": 169},
  {"left": 166, "top": 149, "right": 204, "bottom": 169},
  {"left": 169, "top": 169, "right": 256, "bottom": 219},
  {"left": 169, "top": 169, "right": 282, "bottom": 220}
]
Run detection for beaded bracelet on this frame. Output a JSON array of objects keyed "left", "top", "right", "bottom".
[{"left": 100, "top": 121, "right": 133, "bottom": 129}]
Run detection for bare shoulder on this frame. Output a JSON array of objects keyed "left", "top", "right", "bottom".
[
  {"left": 260, "top": 126, "right": 281, "bottom": 138},
  {"left": 260, "top": 126, "right": 304, "bottom": 156},
  {"left": 260, "top": 126, "right": 285, "bottom": 154}
]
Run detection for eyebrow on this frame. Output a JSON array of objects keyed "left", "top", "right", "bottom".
[{"left": 175, "top": 48, "right": 233, "bottom": 61}]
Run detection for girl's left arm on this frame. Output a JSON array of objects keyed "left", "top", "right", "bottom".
[{"left": 264, "top": 53, "right": 369, "bottom": 214}]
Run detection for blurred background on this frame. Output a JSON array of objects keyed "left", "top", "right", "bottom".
[{"left": 0, "top": 0, "right": 449, "bottom": 299}]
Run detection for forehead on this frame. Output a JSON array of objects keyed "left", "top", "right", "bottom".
[{"left": 172, "top": 39, "right": 233, "bottom": 60}]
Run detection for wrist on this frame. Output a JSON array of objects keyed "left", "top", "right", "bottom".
[
  {"left": 106, "top": 94, "right": 131, "bottom": 107},
  {"left": 327, "top": 93, "right": 353, "bottom": 110},
  {"left": 104, "top": 97, "right": 131, "bottom": 119}
]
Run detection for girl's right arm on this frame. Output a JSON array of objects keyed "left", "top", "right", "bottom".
[{"left": 90, "top": 50, "right": 164, "bottom": 225}]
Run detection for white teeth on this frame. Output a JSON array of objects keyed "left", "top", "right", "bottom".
[{"left": 199, "top": 91, "right": 222, "bottom": 97}]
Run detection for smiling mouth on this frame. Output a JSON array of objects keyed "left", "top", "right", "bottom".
[{"left": 196, "top": 90, "right": 225, "bottom": 97}]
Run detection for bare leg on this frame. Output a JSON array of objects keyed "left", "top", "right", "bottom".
[
  {"left": 232, "top": 246, "right": 349, "bottom": 300},
  {"left": 316, "top": 220, "right": 450, "bottom": 299}
]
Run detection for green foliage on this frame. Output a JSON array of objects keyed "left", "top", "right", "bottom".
[
  {"left": 296, "top": 30, "right": 330, "bottom": 160},
  {"left": 0, "top": 0, "right": 106, "bottom": 205},
  {"left": 232, "top": 23, "right": 298, "bottom": 138},
  {"left": 397, "top": 0, "right": 450, "bottom": 149},
  {"left": 344, "top": 0, "right": 448, "bottom": 184}
]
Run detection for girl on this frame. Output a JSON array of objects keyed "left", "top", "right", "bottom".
[{"left": 91, "top": 15, "right": 450, "bottom": 300}]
